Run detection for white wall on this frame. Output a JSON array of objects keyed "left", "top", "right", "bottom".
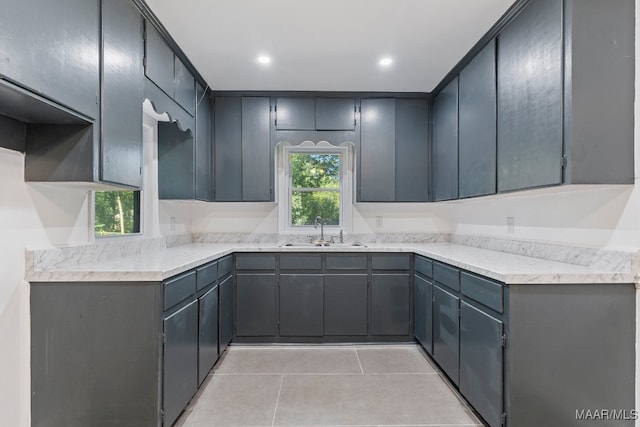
[{"left": 0, "top": 148, "right": 92, "bottom": 427}]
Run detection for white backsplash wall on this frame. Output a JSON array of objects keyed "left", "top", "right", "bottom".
[
  {"left": 0, "top": 147, "right": 92, "bottom": 427},
  {"left": 191, "top": 201, "right": 452, "bottom": 235}
]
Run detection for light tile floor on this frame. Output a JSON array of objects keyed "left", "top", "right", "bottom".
[{"left": 174, "top": 345, "right": 484, "bottom": 427}]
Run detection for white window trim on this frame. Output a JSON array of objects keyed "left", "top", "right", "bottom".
[{"left": 277, "top": 141, "right": 353, "bottom": 235}]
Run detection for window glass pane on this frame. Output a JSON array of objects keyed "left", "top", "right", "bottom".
[
  {"left": 291, "top": 191, "right": 340, "bottom": 226},
  {"left": 290, "top": 153, "right": 340, "bottom": 189},
  {"left": 95, "top": 191, "right": 141, "bottom": 237}
]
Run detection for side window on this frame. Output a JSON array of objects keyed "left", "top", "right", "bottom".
[{"left": 94, "top": 190, "right": 141, "bottom": 237}]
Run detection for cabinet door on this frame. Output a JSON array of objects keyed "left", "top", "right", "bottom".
[
  {"left": 324, "top": 274, "right": 368, "bottom": 336},
  {"left": 0, "top": 0, "right": 99, "bottom": 118},
  {"left": 163, "top": 300, "right": 198, "bottom": 427},
  {"left": 144, "top": 24, "right": 174, "bottom": 97},
  {"left": 218, "top": 275, "right": 234, "bottom": 354},
  {"left": 100, "top": 0, "right": 143, "bottom": 188},
  {"left": 214, "top": 97, "right": 242, "bottom": 201},
  {"left": 460, "top": 302, "right": 503, "bottom": 427},
  {"left": 459, "top": 40, "right": 496, "bottom": 198},
  {"left": 280, "top": 274, "right": 324, "bottom": 336},
  {"left": 198, "top": 285, "right": 218, "bottom": 385},
  {"left": 276, "top": 97, "right": 315, "bottom": 130},
  {"left": 414, "top": 274, "right": 433, "bottom": 354},
  {"left": 433, "top": 285, "right": 460, "bottom": 385},
  {"left": 359, "top": 98, "right": 395, "bottom": 201},
  {"left": 432, "top": 78, "right": 459, "bottom": 201},
  {"left": 236, "top": 274, "right": 277, "bottom": 337},
  {"left": 158, "top": 121, "right": 194, "bottom": 199},
  {"left": 174, "top": 56, "right": 195, "bottom": 115},
  {"left": 242, "top": 97, "right": 272, "bottom": 201},
  {"left": 371, "top": 274, "right": 410, "bottom": 336},
  {"left": 316, "top": 98, "right": 355, "bottom": 130},
  {"left": 497, "top": 0, "right": 563, "bottom": 192},
  {"left": 396, "top": 99, "right": 429, "bottom": 201},
  {"left": 195, "top": 83, "right": 212, "bottom": 201}
]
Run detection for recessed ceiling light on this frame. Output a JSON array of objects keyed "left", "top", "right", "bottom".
[
  {"left": 257, "top": 55, "right": 272, "bottom": 65},
  {"left": 379, "top": 57, "right": 393, "bottom": 67}
]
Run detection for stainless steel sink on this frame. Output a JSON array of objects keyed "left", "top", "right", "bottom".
[{"left": 279, "top": 242, "right": 367, "bottom": 248}]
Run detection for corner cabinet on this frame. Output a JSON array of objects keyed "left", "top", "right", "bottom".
[
  {"left": 414, "top": 254, "right": 635, "bottom": 427},
  {"left": 359, "top": 98, "right": 429, "bottom": 202},
  {"left": 432, "top": 78, "right": 459, "bottom": 201},
  {"left": 30, "top": 255, "right": 232, "bottom": 427},
  {"left": 214, "top": 96, "right": 272, "bottom": 201}
]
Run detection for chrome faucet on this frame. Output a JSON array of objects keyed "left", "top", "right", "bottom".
[{"left": 314, "top": 216, "right": 325, "bottom": 243}]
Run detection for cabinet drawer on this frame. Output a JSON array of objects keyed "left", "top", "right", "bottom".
[
  {"left": 371, "top": 254, "right": 411, "bottom": 270},
  {"left": 164, "top": 271, "right": 197, "bottom": 311},
  {"left": 235, "top": 254, "right": 276, "bottom": 270},
  {"left": 217, "top": 255, "right": 233, "bottom": 278},
  {"left": 196, "top": 261, "right": 217, "bottom": 291},
  {"left": 461, "top": 272, "right": 503, "bottom": 313},
  {"left": 280, "top": 254, "right": 322, "bottom": 270},
  {"left": 415, "top": 256, "right": 433, "bottom": 278},
  {"left": 326, "top": 254, "right": 367, "bottom": 270},
  {"left": 433, "top": 262, "right": 460, "bottom": 291}
]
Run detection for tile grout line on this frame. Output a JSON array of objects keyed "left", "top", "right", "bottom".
[
  {"left": 354, "top": 348, "right": 365, "bottom": 375},
  {"left": 271, "top": 374, "right": 284, "bottom": 427}
]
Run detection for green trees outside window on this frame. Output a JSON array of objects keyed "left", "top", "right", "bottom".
[
  {"left": 94, "top": 191, "right": 141, "bottom": 237},
  {"left": 290, "top": 153, "right": 341, "bottom": 226}
]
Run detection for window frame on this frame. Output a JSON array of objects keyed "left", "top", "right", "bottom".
[{"left": 277, "top": 142, "right": 353, "bottom": 235}]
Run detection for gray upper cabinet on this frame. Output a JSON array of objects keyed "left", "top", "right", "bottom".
[
  {"left": 144, "top": 24, "right": 175, "bottom": 98},
  {"left": 497, "top": 0, "right": 563, "bottom": 192},
  {"left": 195, "top": 83, "right": 212, "bottom": 201},
  {"left": 563, "top": 0, "right": 634, "bottom": 185},
  {"left": 242, "top": 97, "right": 272, "bottom": 201},
  {"left": 100, "top": 0, "right": 143, "bottom": 188},
  {"left": 0, "top": 0, "right": 100, "bottom": 119},
  {"left": 316, "top": 98, "right": 355, "bottom": 130},
  {"left": 359, "top": 98, "right": 396, "bottom": 202},
  {"left": 158, "top": 121, "right": 195, "bottom": 199},
  {"left": 276, "top": 97, "right": 315, "bottom": 130},
  {"left": 396, "top": 99, "right": 429, "bottom": 201},
  {"left": 214, "top": 96, "right": 272, "bottom": 202},
  {"left": 174, "top": 57, "right": 196, "bottom": 115},
  {"left": 432, "top": 78, "right": 459, "bottom": 201},
  {"left": 458, "top": 40, "right": 496, "bottom": 199},
  {"left": 214, "top": 97, "right": 242, "bottom": 201}
]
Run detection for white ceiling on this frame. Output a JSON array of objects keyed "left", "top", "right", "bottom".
[{"left": 145, "top": 0, "right": 516, "bottom": 93}]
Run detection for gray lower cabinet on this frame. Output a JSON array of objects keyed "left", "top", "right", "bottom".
[
  {"left": 413, "top": 274, "right": 432, "bottom": 354},
  {"left": 100, "top": 0, "right": 143, "bottom": 188},
  {"left": 371, "top": 274, "right": 411, "bottom": 336},
  {"left": 218, "top": 274, "right": 234, "bottom": 354},
  {"left": 324, "top": 274, "right": 368, "bottom": 336},
  {"left": 236, "top": 274, "right": 277, "bottom": 336},
  {"left": 432, "top": 284, "right": 460, "bottom": 385},
  {"left": 214, "top": 96, "right": 272, "bottom": 201},
  {"left": 163, "top": 300, "right": 198, "bottom": 427},
  {"left": 432, "top": 78, "right": 459, "bottom": 201},
  {"left": 279, "top": 274, "right": 324, "bottom": 336},
  {"left": 459, "top": 302, "right": 503, "bottom": 427},
  {"left": 198, "top": 285, "right": 219, "bottom": 385}
]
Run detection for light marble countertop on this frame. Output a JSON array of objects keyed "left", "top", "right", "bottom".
[{"left": 25, "top": 242, "right": 637, "bottom": 285}]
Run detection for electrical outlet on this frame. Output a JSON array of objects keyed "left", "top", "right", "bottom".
[
  {"left": 506, "top": 216, "right": 515, "bottom": 234},
  {"left": 375, "top": 216, "right": 383, "bottom": 228}
]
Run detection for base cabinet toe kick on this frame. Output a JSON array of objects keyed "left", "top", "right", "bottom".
[
  {"left": 414, "top": 254, "right": 636, "bottom": 427},
  {"left": 30, "top": 251, "right": 635, "bottom": 426}
]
